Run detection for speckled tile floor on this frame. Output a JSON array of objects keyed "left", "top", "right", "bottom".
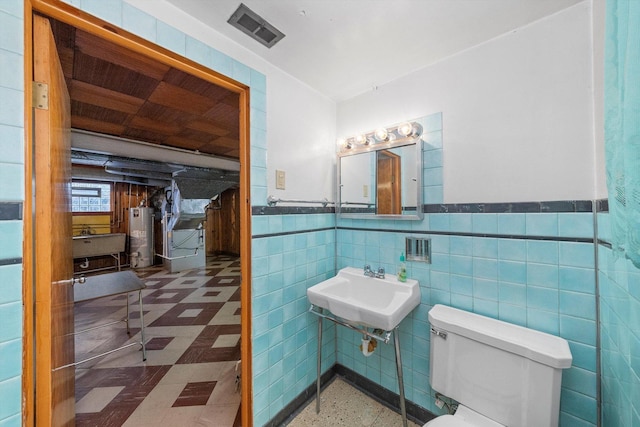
[{"left": 286, "top": 378, "right": 421, "bottom": 427}]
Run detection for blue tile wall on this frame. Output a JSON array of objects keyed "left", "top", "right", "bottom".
[
  {"left": 335, "top": 114, "right": 598, "bottom": 426},
  {"left": 336, "top": 215, "right": 598, "bottom": 426},
  {"left": 598, "top": 212, "right": 640, "bottom": 426},
  {"left": 251, "top": 213, "right": 336, "bottom": 425},
  {"left": 0, "top": 1, "right": 24, "bottom": 425},
  {"left": 80, "top": 0, "right": 123, "bottom": 27},
  {"left": 420, "top": 113, "right": 443, "bottom": 204}
]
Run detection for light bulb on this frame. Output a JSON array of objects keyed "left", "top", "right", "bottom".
[
  {"left": 355, "top": 134, "right": 368, "bottom": 145},
  {"left": 398, "top": 122, "right": 414, "bottom": 137},
  {"left": 374, "top": 128, "right": 389, "bottom": 142},
  {"left": 337, "top": 138, "right": 352, "bottom": 150}
]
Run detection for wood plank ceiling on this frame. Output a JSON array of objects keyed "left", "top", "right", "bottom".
[{"left": 49, "top": 18, "right": 240, "bottom": 159}]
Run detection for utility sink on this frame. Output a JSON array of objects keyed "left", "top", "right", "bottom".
[{"left": 307, "top": 266, "right": 421, "bottom": 331}]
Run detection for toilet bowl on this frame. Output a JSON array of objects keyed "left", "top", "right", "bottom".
[
  {"left": 425, "top": 305, "right": 572, "bottom": 427},
  {"left": 423, "top": 405, "right": 504, "bottom": 427}
]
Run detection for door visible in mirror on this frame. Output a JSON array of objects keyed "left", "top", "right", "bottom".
[{"left": 376, "top": 150, "right": 401, "bottom": 215}]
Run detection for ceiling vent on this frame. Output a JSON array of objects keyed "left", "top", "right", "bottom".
[{"left": 228, "top": 3, "right": 285, "bottom": 48}]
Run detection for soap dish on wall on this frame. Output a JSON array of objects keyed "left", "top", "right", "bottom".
[{"left": 406, "top": 237, "right": 431, "bottom": 263}]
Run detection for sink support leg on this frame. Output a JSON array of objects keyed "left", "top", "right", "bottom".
[
  {"left": 308, "top": 305, "right": 405, "bottom": 422},
  {"left": 316, "top": 315, "right": 323, "bottom": 414},
  {"left": 394, "top": 328, "right": 408, "bottom": 427}
]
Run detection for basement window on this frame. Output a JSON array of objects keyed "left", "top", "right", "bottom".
[{"left": 72, "top": 182, "right": 112, "bottom": 213}]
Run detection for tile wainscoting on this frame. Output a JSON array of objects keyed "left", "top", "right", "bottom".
[{"left": 251, "top": 199, "right": 602, "bottom": 427}]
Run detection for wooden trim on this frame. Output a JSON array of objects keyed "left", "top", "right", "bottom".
[
  {"left": 238, "top": 88, "right": 253, "bottom": 427},
  {"left": 25, "top": 1, "right": 253, "bottom": 424},
  {"left": 22, "top": 1, "right": 35, "bottom": 425}
]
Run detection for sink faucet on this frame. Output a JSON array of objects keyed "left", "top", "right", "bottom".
[{"left": 364, "top": 265, "right": 385, "bottom": 279}]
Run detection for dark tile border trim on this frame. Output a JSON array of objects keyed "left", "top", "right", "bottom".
[
  {"left": 0, "top": 258, "right": 22, "bottom": 266},
  {"left": 252, "top": 226, "right": 335, "bottom": 239},
  {"left": 338, "top": 226, "right": 594, "bottom": 244},
  {"left": 253, "top": 227, "right": 606, "bottom": 249},
  {"left": 424, "top": 200, "right": 594, "bottom": 213},
  {"left": 251, "top": 199, "right": 609, "bottom": 216},
  {"left": 270, "top": 364, "right": 435, "bottom": 426},
  {"left": 252, "top": 206, "right": 335, "bottom": 215},
  {"left": 596, "top": 199, "right": 609, "bottom": 212},
  {"left": 0, "top": 202, "right": 22, "bottom": 221}
]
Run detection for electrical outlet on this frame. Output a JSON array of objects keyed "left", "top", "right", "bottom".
[
  {"left": 363, "top": 185, "right": 368, "bottom": 197},
  {"left": 276, "top": 169, "right": 286, "bottom": 190}
]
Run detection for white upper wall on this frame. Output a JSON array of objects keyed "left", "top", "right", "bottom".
[
  {"left": 266, "top": 71, "right": 336, "bottom": 203},
  {"left": 125, "top": 0, "right": 337, "bottom": 204},
  {"left": 127, "top": 0, "right": 604, "bottom": 205},
  {"left": 337, "top": 2, "right": 601, "bottom": 204},
  {"left": 591, "top": 0, "right": 606, "bottom": 199}
]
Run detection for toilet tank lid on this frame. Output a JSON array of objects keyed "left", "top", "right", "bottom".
[{"left": 428, "top": 305, "right": 572, "bottom": 369}]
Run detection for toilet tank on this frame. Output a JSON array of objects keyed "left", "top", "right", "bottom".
[{"left": 428, "top": 305, "right": 572, "bottom": 427}]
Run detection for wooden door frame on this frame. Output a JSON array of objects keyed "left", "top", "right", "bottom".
[
  {"left": 376, "top": 150, "right": 401, "bottom": 215},
  {"left": 23, "top": 1, "right": 253, "bottom": 425},
  {"left": 32, "top": 14, "right": 76, "bottom": 425}
]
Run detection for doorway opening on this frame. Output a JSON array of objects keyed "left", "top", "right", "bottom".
[{"left": 25, "top": 3, "right": 252, "bottom": 425}]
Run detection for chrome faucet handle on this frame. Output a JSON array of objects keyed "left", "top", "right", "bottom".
[
  {"left": 377, "top": 267, "right": 385, "bottom": 275},
  {"left": 364, "top": 265, "right": 375, "bottom": 277}
]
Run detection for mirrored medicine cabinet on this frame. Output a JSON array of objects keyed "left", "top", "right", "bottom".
[{"left": 337, "top": 123, "right": 423, "bottom": 220}]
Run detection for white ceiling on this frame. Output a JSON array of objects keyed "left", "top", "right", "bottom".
[{"left": 167, "top": 0, "right": 584, "bottom": 101}]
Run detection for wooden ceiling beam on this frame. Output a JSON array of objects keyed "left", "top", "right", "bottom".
[
  {"left": 185, "top": 119, "right": 231, "bottom": 137},
  {"left": 70, "top": 116, "right": 126, "bottom": 136},
  {"left": 75, "top": 29, "right": 170, "bottom": 80},
  {"left": 70, "top": 80, "right": 144, "bottom": 115},
  {"left": 128, "top": 116, "right": 182, "bottom": 136},
  {"left": 148, "top": 81, "right": 218, "bottom": 115}
]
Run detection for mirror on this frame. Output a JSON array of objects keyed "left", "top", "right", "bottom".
[{"left": 338, "top": 139, "right": 423, "bottom": 220}]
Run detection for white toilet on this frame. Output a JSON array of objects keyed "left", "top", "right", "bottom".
[{"left": 424, "top": 305, "right": 573, "bottom": 427}]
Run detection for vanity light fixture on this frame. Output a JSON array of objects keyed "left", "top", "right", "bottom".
[{"left": 337, "top": 120, "right": 423, "bottom": 153}]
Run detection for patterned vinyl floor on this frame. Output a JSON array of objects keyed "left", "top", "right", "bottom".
[{"left": 74, "top": 255, "right": 242, "bottom": 427}]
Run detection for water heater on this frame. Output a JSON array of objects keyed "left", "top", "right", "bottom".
[{"left": 129, "top": 207, "right": 154, "bottom": 268}]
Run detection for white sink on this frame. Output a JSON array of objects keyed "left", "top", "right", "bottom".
[{"left": 307, "top": 266, "right": 421, "bottom": 331}]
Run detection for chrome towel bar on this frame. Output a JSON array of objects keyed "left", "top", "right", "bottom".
[{"left": 267, "top": 195, "right": 334, "bottom": 207}]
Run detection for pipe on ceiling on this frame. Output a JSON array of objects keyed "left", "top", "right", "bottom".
[{"left": 71, "top": 129, "right": 240, "bottom": 172}]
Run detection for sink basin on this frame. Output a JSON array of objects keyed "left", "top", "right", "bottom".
[{"left": 307, "top": 266, "right": 421, "bottom": 331}]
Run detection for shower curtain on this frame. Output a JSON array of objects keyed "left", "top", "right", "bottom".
[{"left": 605, "top": 0, "right": 640, "bottom": 268}]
